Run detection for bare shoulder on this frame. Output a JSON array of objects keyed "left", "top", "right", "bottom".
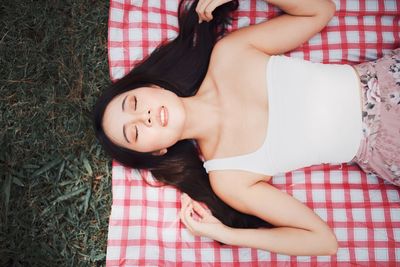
[
  {"left": 209, "top": 35, "right": 269, "bottom": 76},
  {"left": 208, "top": 37, "right": 245, "bottom": 72},
  {"left": 209, "top": 24, "right": 264, "bottom": 62}
]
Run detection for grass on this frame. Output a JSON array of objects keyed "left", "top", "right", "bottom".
[{"left": 0, "top": 0, "right": 112, "bottom": 266}]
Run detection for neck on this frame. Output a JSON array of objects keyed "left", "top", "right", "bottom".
[{"left": 180, "top": 87, "right": 221, "bottom": 144}]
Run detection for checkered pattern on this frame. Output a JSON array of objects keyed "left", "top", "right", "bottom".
[{"left": 106, "top": 0, "right": 400, "bottom": 266}]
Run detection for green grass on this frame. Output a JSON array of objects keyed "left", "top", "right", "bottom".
[{"left": 0, "top": 0, "right": 112, "bottom": 266}]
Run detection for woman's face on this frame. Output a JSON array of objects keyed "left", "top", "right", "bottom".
[{"left": 102, "top": 86, "right": 186, "bottom": 153}]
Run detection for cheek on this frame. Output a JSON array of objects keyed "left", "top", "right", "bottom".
[
  {"left": 152, "top": 128, "right": 180, "bottom": 148},
  {"left": 136, "top": 129, "right": 171, "bottom": 151}
]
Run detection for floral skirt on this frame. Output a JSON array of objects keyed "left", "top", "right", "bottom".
[{"left": 351, "top": 48, "right": 400, "bottom": 186}]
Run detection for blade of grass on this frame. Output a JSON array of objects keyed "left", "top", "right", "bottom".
[
  {"left": 3, "top": 175, "right": 12, "bottom": 223},
  {"left": 83, "top": 187, "right": 91, "bottom": 215},
  {"left": 92, "top": 252, "right": 106, "bottom": 262},
  {"left": 53, "top": 187, "right": 87, "bottom": 203},
  {"left": 57, "top": 160, "right": 66, "bottom": 182},
  {"left": 12, "top": 176, "right": 24, "bottom": 187},
  {"left": 82, "top": 156, "right": 93, "bottom": 176},
  {"left": 22, "top": 164, "right": 40, "bottom": 169},
  {"left": 32, "top": 157, "right": 63, "bottom": 177}
]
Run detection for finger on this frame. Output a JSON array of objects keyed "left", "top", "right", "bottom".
[
  {"left": 196, "top": 0, "right": 207, "bottom": 12},
  {"left": 180, "top": 202, "right": 193, "bottom": 229},
  {"left": 191, "top": 200, "right": 211, "bottom": 218},
  {"left": 180, "top": 197, "right": 191, "bottom": 216},
  {"left": 197, "top": 0, "right": 219, "bottom": 22},
  {"left": 184, "top": 204, "right": 200, "bottom": 229},
  {"left": 179, "top": 195, "right": 190, "bottom": 220},
  {"left": 180, "top": 193, "right": 188, "bottom": 205},
  {"left": 195, "top": 0, "right": 208, "bottom": 22},
  {"left": 183, "top": 193, "right": 192, "bottom": 200},
  {"left": 181, "top": 193, "right": 193, "bottom": 208},
  {"left": 182, "top": 196, "right": 205, "bottom": 219},
  {"left": 202, "top": 0, "right": 230, "bottom": 21},
  {"left": 182, "top": 204, "right": 199, "bottom": 234},
  {"left": 202, "top": 1, "right": 215, "bottom": 21}
]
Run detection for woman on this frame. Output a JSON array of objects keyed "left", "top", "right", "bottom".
[{"left": 94, "top": 0, "right": 400, "bottom": 256}]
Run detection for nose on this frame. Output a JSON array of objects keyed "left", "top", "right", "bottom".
[{"left": 130, "top": 109, "right": 153, "bottom": 127}]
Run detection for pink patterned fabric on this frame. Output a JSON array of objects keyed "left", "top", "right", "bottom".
[
  {"left": 106, "top": 0, "right": 400, "bottom": 266},
  {"left": 352, "top": 48, "right": 400, "bottom": 186}
]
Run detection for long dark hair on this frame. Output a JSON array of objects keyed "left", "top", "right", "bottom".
[{"left": 94, "top": 0, "right": 271, "bottom": 229}]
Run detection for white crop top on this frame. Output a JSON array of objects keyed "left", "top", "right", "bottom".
[{"left": 203, "top": 55, "right": 363, "bottom": 176}]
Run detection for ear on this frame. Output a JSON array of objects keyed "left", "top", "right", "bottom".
[{"left": 151, "top": 148, "right": 167, "bottom": 156}]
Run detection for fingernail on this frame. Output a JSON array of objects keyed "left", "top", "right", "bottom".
[{"left": 198, "top": 19, "right": 202, "bottom": 24}]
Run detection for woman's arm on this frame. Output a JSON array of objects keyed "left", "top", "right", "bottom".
[
  {"left": 180, "top": 172, "right": 338, "bottom": 256},
  {"left": 198, "top": 0, "right": 336, "bottom": 55}
]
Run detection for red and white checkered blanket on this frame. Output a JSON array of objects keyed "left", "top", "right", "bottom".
[{"left": 106, "top": 0, "right": 400, "bottom": 266}]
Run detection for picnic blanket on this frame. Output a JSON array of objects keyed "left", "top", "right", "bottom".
[{"left": 106, "top": 0, "right": 400, "bottom": 266}]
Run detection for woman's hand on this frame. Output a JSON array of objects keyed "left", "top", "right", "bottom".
[
  {"left": 179, "top": 193, "right": 228, "bottom": 240},
  {"left": 195, "top": 0, "right": 232, "bottom": 23}
]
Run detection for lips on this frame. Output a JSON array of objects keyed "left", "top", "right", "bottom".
[{"left": 159, "top": 106, "right": 168, "bottom": 127}]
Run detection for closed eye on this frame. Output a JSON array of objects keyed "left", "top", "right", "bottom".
[
  {"left": 134, "top": 96, "right": 137, "bottom": 110},
  {"left": 123, "top": 124, "right": 138, "bottom": 144},
  {"left": 125, "top": 95, "right": 137, "bottom": 111}
]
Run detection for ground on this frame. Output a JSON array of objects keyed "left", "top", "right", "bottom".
[{"left": 1, "top": 0, "right": 112, "bottom": 266}]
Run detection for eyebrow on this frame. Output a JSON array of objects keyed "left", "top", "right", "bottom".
[
  {"left": 122, "top": 95, "right": 128, "bottom": 111},
  {"left": 121, "top": 95, "right": 130, "bottom": 143}
]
